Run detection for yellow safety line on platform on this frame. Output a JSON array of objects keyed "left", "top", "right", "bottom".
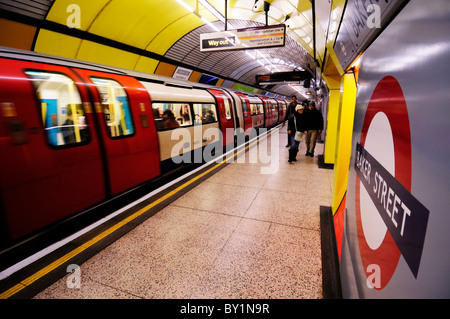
[{"left": 0, "top": 127, "right": 278, "bottom": 299}]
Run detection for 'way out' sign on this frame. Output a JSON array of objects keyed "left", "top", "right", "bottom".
[{"left": 200, "top": 25, "right": 285, "bottom": 52}]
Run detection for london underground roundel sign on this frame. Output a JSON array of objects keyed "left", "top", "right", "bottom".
[{"left": 354, "top": 76, "right": 429, "bottom": 290}]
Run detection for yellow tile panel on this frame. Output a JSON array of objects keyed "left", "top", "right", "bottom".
[
  {"left": 146, "top": 15, "right": 203, "bottom": 55},
  {"left": 34, "top": 29, "right": 82, "bottom": 59},
  {"left": 76, "top": 40, "right": 140, "bottom": 70},
  {"left": 87, "top": 0, "right": 192, "bottom": 50},
  {"left": 45, "top": 0, "right": 110, "bottom": 31},
  {"left": 331, "top": 73, "right": 357, "bottom": 214},
  {"left": 134, "top": 56, "right": 160, "bottom": 74}
]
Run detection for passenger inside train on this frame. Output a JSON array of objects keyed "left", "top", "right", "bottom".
[
  {"left": 162, "top": 109, "right": 180, "bottom": 129},
  {"left": 204, "top": 110, "right": 215, "bottom": 123},
  {"left": 61, "top": 106, "right": 88, "bottom": 145}
]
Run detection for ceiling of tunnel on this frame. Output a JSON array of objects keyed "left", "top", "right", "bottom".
[
  {"left": 0, "top": 0, "right": 347, "bottom": 99},
  {"left": 164, "top": 18, "right": 315, "bottom": 97}
]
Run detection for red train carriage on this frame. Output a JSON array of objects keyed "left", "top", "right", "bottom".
[
  {"left": 75, "top": 68, "right": 161, "bottom": 196},
  {"left": 232, "top": 91, "right": 253, "bottom": 137},
  {"left": 0, "top": 59, "right": 107, "bottom": 241},
  {"left": 261, "top": 96, "right": 273, "bottom": 128},
  {"left": 0, "top": 48, "right": 284, "bottom": 251},
  {"left": 276, "top": 99, "right": 287, "bottom": 123},
  {"left": 246, "top": 95, "right": 264, "bottom": 131},
  {"left": 207, "top": 88, "right": 235, "bottom": 148}
]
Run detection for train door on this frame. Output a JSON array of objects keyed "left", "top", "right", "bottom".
[
  {"left": 74, "top": 69, "right": 160, "bottom": 196},
  {"left": 262, "top": 97, "right": 273, "bottom": 128},
  {"left": 277, "top": 99, "right": 287, "bottom": 122},
  {"left": 222, "top": 90, "right": 241, "bottom": 134},
  {"left": 248, "top": 96, "right": 264, "bottom": 130},
  {"left": 0, "top": 59, "right": 106, "bottom": 242},
  {"left": 271, "top": 98, "right": 279, "bottom": 125},
  {"left": 207, "top": 89, "right": 234, "bottom": 147},
  {"left": 235, "top": 93, "right": 253, "bottom": 136}
]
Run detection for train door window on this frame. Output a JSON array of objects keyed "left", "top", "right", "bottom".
[
  {"left": 255, "top": 103, "right": 264, "bottom": 115},
  {"left": 90, "top": 77, "right": 135, "bottom": 138},
  {"left": 250, "top": 103, "right": 259, "bottom": 115},
  {"left": 25, "top": 70, "right": 89, "bottom": 147},
  {"left": 152, "top": 102, "right": 193, "bottom": 130},
  {"left": 193, "top": 103, "right": 217, "bottom": 124},
  {"left": 242, "top": 99, "right": 249, "bottom": 117},
  {"left": 250, "top": 104, "right": 256, "bottom": 115},
  {"left": 219, "top": 93, "right": 232, "bottom": 120}
]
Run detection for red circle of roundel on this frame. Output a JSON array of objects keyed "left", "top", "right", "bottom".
[{"left": 355, "top": 75, "right": 412, "bottom": 290}]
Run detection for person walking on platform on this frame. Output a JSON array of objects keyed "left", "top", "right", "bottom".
[
  {"left": 283, "top": 95, "right": 298, "bottom": 147},
  {"left": 304, "top": 101, "right": 323, "bottom": 157},
  {"left": 287, "top": 104, "right": 307, "bottom": 163}
]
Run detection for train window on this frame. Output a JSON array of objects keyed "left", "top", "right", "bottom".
[
  {"left": 193, "top": 103, "right": 217, "bottom": 124},
  {"left": 242, "top": 100, "right": 249, "bottom": 117},
  {"left": 250, "top": 103, "right": 263, "bottom": 115},
  {"left": 25, "top": 70, "right": 89, "bottom": 147},
  {"left": 90, "top": 77, "right": 135, "bottom": 138},
  {"left": 152, "top": 102, "right": 193, "bottom": 130},
  {"left": 250, "top": 104, "right": 257, "bottom": 115},
  {"left": 219, "top": 93, "right": 232, "bottom": 120}
]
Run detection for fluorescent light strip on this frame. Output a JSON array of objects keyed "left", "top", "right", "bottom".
[
  {"left": 176, "top": 0, "right": 221, "bottom": 31},
  {"left": 199, "top": 0, "right": 226, "bottom": 23},
  {"left": 176, "top": 0, "right": 194, "bottom": 12},
  {"left": 200, "top": 16, "right": 221, "bottom": 31}
]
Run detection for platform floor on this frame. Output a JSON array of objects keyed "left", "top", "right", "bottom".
[{"left": 33, "top": 126, "right": 334, "bottom": 299}]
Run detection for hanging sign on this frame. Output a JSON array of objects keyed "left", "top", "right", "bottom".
[{"left": 200, "top": 24, "right": 285, "bottom": 52}]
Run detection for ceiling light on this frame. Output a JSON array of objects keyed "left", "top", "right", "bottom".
[
  {"left": 176, "top": 0, "right": 194, "bottom": 13},
  {"left": 199, "top": 0, "right": 226, "bottom": 23},
  {"left": 246, "top": 51, "right": 255, "bottom": 59},
  {"left": 201, "top": 16, "right": 221, "bottom": 31}
]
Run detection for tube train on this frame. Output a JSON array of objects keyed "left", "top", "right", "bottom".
[{"left": 0, "top": 47, "right": 288, "bottom": 250}]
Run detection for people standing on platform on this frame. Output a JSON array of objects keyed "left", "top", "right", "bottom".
[
  {"left": 304, "top": 101, "right": 324, "bottom": 157},
  {"left": 287, "top": 104, "right": 307, "bottom": 163},
  {"left": 283, "top": 95, "right": 298, "bottom": 147}
]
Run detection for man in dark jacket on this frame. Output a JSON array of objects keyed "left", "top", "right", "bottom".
[
  {"left": 283, "top": 95, "right": 298, "bottom": 147},
  {"left": 304, "top": 101, "right": 323, "bottom": 157},
  {"left": 287, "top": 104, "right": 307, "bottom": 163}
]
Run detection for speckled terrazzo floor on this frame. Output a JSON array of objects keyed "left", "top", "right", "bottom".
[{"left": 33, "top": 126, "right": 334, "bottom": 299}]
